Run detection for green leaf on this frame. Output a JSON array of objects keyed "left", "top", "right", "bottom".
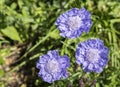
[
  {"left": 1, "top": 26, "right": 22, "bottom": 42},
  {"left": 0, "top": 69, "right": 4, "bottom": 77},
  {"left": 0, "top": 57, "right": 5, "bottom": 65}
]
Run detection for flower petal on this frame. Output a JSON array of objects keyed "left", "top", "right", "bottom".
[{"left": 58, "top": 55, "right": 70, "bottom": 68}]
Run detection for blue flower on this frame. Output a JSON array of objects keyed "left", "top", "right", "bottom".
[
  {"left": 55, "top": 7, "right": 92, "bottom": 38},
  {"left": 76, "top": 39, "right": 109, "bottom": 73},
  {"left": 36, "top": 50, "right": 70, "bottom": 83}
]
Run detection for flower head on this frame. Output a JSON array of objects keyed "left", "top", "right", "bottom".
[
  {"left": 36, "top": 50, "right": 70, "bottom": 83},
  {"left": 55, "top": 7, "right": 92, "bottom": 38},
  {"left": 76, "top": 39, "right": 109, "bottom": 73}
]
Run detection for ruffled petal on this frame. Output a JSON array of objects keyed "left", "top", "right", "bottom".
[
  {"left": 42, "top": 73, "right": 53, "bottom": 83},
  {"left": 47, "top": 50, "right": 59, "bottom": 59},
  {"left": 88, "top": 63, "right": 94, "bottom": 70},
  {"left": 58, "top": 55, "right": 70, "bottom": 68},
  {"left": 82, "top": 61, "right": 89, "bottom": 70},
  {"left": 93, "top": 63, "right": 103, "bottom": 73}
]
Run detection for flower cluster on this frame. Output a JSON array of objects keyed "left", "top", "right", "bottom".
[{"left": 36, "top": 7, "right": 109, "bottom": 83}]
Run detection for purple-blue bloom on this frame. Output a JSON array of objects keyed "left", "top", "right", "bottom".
[
  {"left": 76, "top": 39, "right": 109, "bottom": 73},
  {"left": 55, "top": 7, "right": 92, "bottom": 38},
  {"left": 36, "top": 50, "right": 70, "bottom": 83}
]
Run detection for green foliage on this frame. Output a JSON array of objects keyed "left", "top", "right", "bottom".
[{"left": 0, "top": 0, "right": 120, "bottom": 87}]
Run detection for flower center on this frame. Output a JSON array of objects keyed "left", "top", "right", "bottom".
[
  {"left": 86, "top": 49, "right": 99, "bottom": 63},
  {"left": 68, "top": 16, "right": 82, "bottom": 30},
  {"left": 46, "top": 59, "right": 60, "bottom": 73}
]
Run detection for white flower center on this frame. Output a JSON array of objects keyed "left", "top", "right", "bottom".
[
  {"left": 68, "top": 16, "right": 82, "bottom": 30},
  {"left": 86, "top": 49, "right": 99, "bottom": 63},
  {"left": 46, "top": 59, "right": 60, "bottom": 73}
]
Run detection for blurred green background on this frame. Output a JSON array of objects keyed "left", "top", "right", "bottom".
[{"left": 0, "top": 0, "right": 120, "bottom": 87}]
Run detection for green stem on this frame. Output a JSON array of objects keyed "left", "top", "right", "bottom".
[
  {"left": 8, "top": 53, "right": 40, "bottom": 73},
  {"left": 8, "top": 30, "right": 56, "bottom": 72},
  {"left": 21, "top": 33, "right": 50, "bottom": 58}
]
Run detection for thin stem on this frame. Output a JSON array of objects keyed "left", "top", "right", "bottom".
[
  {"left": 21, "top": 33, "right": 50, "bottom": 59},
  {"left": 8, "top": 30, "right": 56, "bottom": 72},
  {"left": 53, "top": 82, "right": 56, "bottom": 87}
]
